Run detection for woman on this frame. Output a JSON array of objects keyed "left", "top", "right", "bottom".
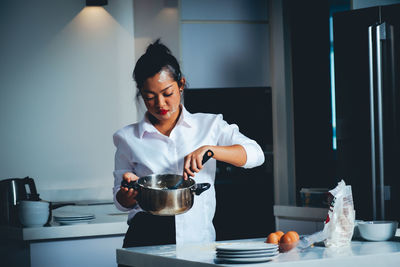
[{"left": 113, "top": 39, "right": 265, "bottom": 248}]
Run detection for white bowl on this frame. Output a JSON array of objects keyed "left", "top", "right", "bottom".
[
  {"left": 19, "top": 200, "right": 49, "bottom": 209},
  {"left": 19, "top": 204, "right": 49, "bottom": 210},
  {"left": 18, "top": 209, "right": 49, "bottom": 228},
  {"left": 357, "top": 221, "right": 398, "bottom": 241}
]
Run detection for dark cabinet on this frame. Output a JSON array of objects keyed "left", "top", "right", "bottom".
[{"left": 184, "top": 87, "right": 274, "bottom": 240}]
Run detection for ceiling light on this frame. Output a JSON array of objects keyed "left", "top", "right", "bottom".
[{"left": 86, "top": 0, "right": 108, "bottom": 6}]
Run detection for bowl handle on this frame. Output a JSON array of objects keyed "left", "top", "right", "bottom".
[
  {"left": 121, "top": 180, "right": 140, "bottom": 190},
  {"left": 194, "top": 183, "right": 211, "bottom": 195}
]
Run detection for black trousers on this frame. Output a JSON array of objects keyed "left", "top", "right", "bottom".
[{"left": 122, "top": 212, "right": 176, "bottom": 248}]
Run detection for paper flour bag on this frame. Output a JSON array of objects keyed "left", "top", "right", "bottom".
[{"left": 323, "top": 180, "right": 355, "bottom": 247}]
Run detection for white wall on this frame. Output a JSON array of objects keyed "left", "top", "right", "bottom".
[
  {"left": 0, "top": 0, "right": 273, "bottom": 202},
  {"left": 133, "top": 0, "right": 179, "bottom": 62},
  {"left": 133, "top": 0, "right": 180, "bottom": 117},
  {"left": 0, "top": 0, "right": 136, "bottom": 202}
]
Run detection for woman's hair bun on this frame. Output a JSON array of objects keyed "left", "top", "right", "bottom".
[
  {"left": 133, "top": 38, "right": 184, "bottom": 90},
  {"left": 145, "top": 39, "right": 171, "bottom": 56}
]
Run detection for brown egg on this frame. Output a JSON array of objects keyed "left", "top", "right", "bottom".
[
  {"left": 280, "top": 233, "right": 293, "bottom": 244},
  {"left": 266, "top": 232, "right": 280, "bottom": 244},
  {"left": 286, "top": 231, "right": 299, "bottom": 242},
  {"left": 279, "top": 231, "right": 299, "bottom": 252},
  {"left": 275, "top": 231, "right": 284, "bottom": 240}
]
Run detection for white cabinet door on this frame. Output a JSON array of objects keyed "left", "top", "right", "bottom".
[
  {"left": 31, "top": 236, "right": 124, "bottom": 267},
  {"left": 180, "top": 0, "right": 270, "bottom": 88}
]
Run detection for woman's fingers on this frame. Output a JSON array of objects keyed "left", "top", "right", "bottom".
[
  {"left": 183, "top": 149, "right": 210, "bottom": 178},
  {"left": 120, "top": 185, "right": 133, "bottom": 193},
  {"left": 121, "top": 172, "right": 139, "bottom": 195},
  {"left": 126, "top": 188, "right": 138, "bottom": 198},
  {"left": 196, "top": 154, "right": 203, "bottom": 170},
  {"left": 190, "top": 155, "right": 200, "bottom": 173},
  {"left": 117, "top": 173, "right": 139, "bottom": 208},
  {"left": 123, "top": 172, "right": 139, "bottom": 182},
  {"left": 120, "top": 186, "right": 128, "bottom": 192},
  {"left": 184, "top": 156, "right": 195, "bottom": 178},
  {"left": 119, "top": 186, "right": 138, "bottom": 204}
]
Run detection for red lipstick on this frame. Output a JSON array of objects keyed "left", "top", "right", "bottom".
[{"left": 159, "top": 109, "right": 168, "bottom": 115}]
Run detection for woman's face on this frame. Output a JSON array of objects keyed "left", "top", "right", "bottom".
[{"left": 141, "top": 69, "right": 184, "bottom": 123}]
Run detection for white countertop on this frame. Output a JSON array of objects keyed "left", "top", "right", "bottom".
[
  {"left": 0, "top": 204, "right": 129, "bottom": 241},
  {"left": 117, "top": 237, "right": 400, "bottom": 267}
]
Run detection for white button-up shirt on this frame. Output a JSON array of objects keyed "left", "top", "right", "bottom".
[{"left": 113, "top": 106, "right": 264, "bottom": 245}]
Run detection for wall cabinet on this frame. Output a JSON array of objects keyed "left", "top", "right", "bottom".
[{"left": 180, "top": 0, "right": 270, "bottom": 88}]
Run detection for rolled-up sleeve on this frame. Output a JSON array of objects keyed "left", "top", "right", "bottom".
[
  {"left": 113, "top": 131, "right": 133, "bottom": 212},
  {"left": 215, "top": 114, "right": 265, "bottom": 168}
]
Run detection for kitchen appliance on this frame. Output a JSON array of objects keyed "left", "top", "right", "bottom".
[
  {"left": 299, "top": 188, "right": 331, "bottom": 208},
  {"left": 0, "top": 177, "right": 40, "bottom": 226},
  {"left": 333, "top": 4, "right": 400, "bottom": 222}
]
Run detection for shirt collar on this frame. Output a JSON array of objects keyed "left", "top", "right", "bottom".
[
  {"left": 138, "top": 105, "right": 193, "bottom": 139},
  {"left": 177, "top": 105, "right": 194, "bottom": 128}
]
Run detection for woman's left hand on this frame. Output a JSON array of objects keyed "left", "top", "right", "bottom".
[{"left": 183, "top": 145, "right": 213, "bottom": 179}]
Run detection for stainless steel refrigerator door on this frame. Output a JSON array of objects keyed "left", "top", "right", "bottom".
[{"left": 368, "top": 22, "right": 396, "bottom": 220}]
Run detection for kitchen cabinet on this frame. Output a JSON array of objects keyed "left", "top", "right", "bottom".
[
  {"left": 180, "top": 0, "right": 269, "bottom": 88},
  {"left": 1, "top": 236, "right": 124, "bottom": 267},
  {"left": 0, "top": 204, "right": 128, "bottom": 267},
  {"left": 184, "top": 87, "right": 275, "bottom": 240},
  {"left": 274, "top": 205, "right": 328, "bottom": 235},
  {"left": 181, "top": 0, "right": 268, "bottom": 21}
]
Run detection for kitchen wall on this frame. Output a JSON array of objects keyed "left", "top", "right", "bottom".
[
  {"left": 0, "top": 0, "right": 279, "bottom": 204},
  {"left": 0, "top": 0, "right": 136, "bottom": 202},
  {"left": 133, "top": 0, "right": 179, "bottom": 118},
  {"left": 134, "top": 0, "right": 179, "bottom": 62}
]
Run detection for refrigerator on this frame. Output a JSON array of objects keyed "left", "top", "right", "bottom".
[{"left": 333, "top": 4, "right": 400, "bottom": 222}]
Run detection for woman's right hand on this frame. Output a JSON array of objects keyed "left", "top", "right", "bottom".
[{"left": 116, "top": 172, "right": 139, "bottom": 208}]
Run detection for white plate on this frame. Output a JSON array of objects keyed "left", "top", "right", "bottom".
[
  {"left": 54, "top": 216, "right": 95, "bottom": 221},
  {"left": 53, "top": 212, "right": 95, "bottom": 219},
  {"left": 216, "top": 248, "right": 278, "bottom": 255},
  {"left": 216, "top": 255, "right": 278, "bottom": 263},
  {"left": 57, "top": 218, "right": 94, "bottom": 225},
  {"left": 216, "top": 242, "right": 278, "bottom": 252},
  {"left": 217, "top": 251, "right": 279, "bottom": 258},
  {"left": 55, "top": 219, "right": 95, "bottom": 223}
]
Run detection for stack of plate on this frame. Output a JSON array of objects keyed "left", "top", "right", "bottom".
[
  {"left": 215, "top": 242, "right": 279, "bottom": 264},
  {"left": 53, "top": 212, "right": 95, "bottom": 225}
]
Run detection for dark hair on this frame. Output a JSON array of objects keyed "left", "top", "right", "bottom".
[{"left": 133, "top": 39, "right": 183, "bottom": 91}]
